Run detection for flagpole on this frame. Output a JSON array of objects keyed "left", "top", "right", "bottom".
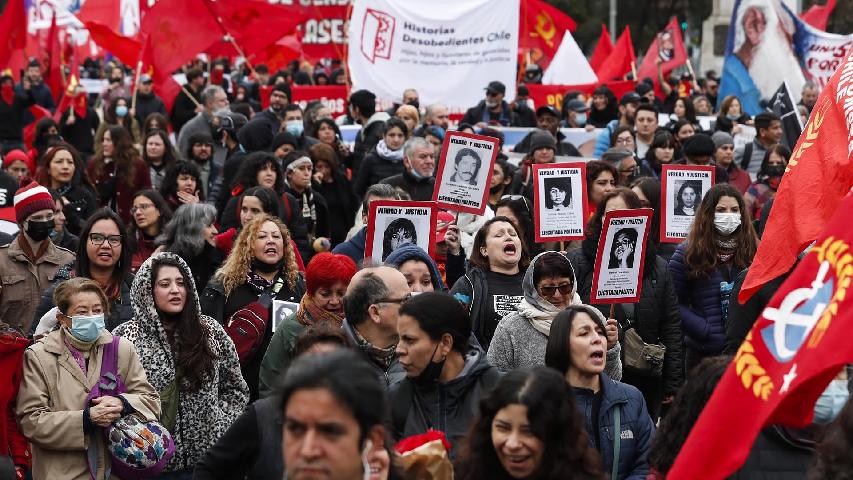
[
  {"left": 630, "top": 60, "right": 637, "bottom": 80},
  {"left": 199, "top": 0, "right": 257, "bottom": 78},
  {"left": 131, "top": 59, "right": 143, "bottom": 113},
  {"left": 181, "top": 84, "right": 203, "bottom": 109},
  {"left": 685, "top": 58, "right": 701, "bottom": 92}
]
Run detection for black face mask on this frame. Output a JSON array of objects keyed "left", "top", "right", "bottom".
[
  {"left": 766, "top": 165, "right": 785, "bottom": 177},
  {"left": 406, "top": 99, "right": 420, "bottom": 110},
  {"left": 413, "top": 343, "right": 446, "bottom": 386},
  {"left": 26, "top": 219, "right": 54, "bottom": 242},
  {"left": 489, "top": 184, "right": 504, "bottom": 194},
  {"left": 252, "top": 258, "right": 284, "bottom": 274}
]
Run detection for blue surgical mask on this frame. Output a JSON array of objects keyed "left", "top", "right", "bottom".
[
  {"left": 814, "top": 379, "right": 849, "bottom": 424},
  {"left": 115, "top": 105, "right": 128, "bottom": 118},
  {"left": 409, "top": 167, "right": 425, "bottom": 180},
  {"left": 285, "top": 120, "right": 304, "bottom": 136},
  {"left": 575, "top": 112, "right": 587, "bottom": 126},
  {"left": 69, "top": 313, "right": 105, "bottom": 343}
]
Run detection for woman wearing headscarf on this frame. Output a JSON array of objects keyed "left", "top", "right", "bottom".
[
  {"left": 113, "top": 253, "right": 248, "bottom": 478},
  {"left": 487, "top": 251, "right": 622, "bottom": 380},
  {"left": 385, "top": 244, "right": 446, "bottom": 293}
]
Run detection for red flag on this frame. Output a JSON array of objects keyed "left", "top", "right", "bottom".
[
  {"left": 595, "top": 26, "right": 636, "bottom": 82},
  {"left": 44, "top": 12, "right": 64, "bottom": 102},
  {"left": 588, "top": 24, "right": 613, "bottom": 73},
  {"left": 0, "top": 0, "right": 27, "bottom": 68},
  {"left": 137, "top": 34, "right": 182, "bottom": 113},
  {"left": 519, "top": 0, "right": 577, "bottom": 70},
  {"left": 138, "top": 0, "right": 221, "bottom": 77},
  {"left": 204, "top": 0, "right": 308, "bottom": 58},
  {"left": 799, "top": 0, "right": 836, "bottom": 31},
  {"left": 83, "top": 21, "right": 141, "bottom": 66},
  {"left": 76, "top": 0, "right": 121, "bottom": 32},
  {"left": 738, "top": 50, "right": 853, "bottom": 303},
  {"left": 636, "top": 17, "right": 688, "bottom": 82},
  {"left": 669, "top": 192, "right": 853, "bottom": 478},
  {"left": 248, "top": 34, "right": 302, "bottom": 73},
  {"left": 23, "top": 105, "right": 52, "bottom": 149}
]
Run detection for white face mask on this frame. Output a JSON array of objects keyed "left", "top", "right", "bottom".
[{"left": 714, "top": 212, "right": 741, "bottom": 236}]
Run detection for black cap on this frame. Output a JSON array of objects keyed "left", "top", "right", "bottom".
[
  {"left": 485, "top": 81, "right": 506, "bottom": 95},
  {"left": 619, "top": 92, "right": 642, "bottom": 106},
  {"left": 682, "top": 133, "right": 716, "bottom": 157},
  {"left": 535, "top": 105, "right": 560, "bottom": 118},
  {"left": 565, "top": 99, "right": 590, "bottom": 113},
  {"left": 517, "top": 84, "right": 529, "bottom": 97},
  {"left": 635, "top": 82, "right": 653, "bottom": 96}
]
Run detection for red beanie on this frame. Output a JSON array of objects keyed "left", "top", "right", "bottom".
[
  {"left": 14, "top": 179, "right": 54, "bottom": 224},
  {"left": 305, "top": 252, "right": 358, "bottom": 295},
  {"left": 2, "top": 149, "right": 34, "bottom": 175}
]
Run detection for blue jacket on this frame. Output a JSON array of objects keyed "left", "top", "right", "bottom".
[
  {"left": 668, "top": 243, "right": 727, "bottom": 354},
  {"left": 593, "top": 119, "right": 619, "bottom": 157},
  {"left": 574, "top": 374, "right": 654, "bottom": 480},
  {"left": 332, "top": 226, "right": 367, "bottom": 265}
]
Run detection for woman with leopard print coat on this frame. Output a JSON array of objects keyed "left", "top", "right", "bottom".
[{"left": 113, "top": 252, "right": 248, "bottom": 478}]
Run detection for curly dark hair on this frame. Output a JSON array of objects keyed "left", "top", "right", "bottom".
[
  {"left": 159, "top": 160, "right": 205, "bottom": 202},
  {"left": 231, "top": 151, "right": 284, "bottom": 194},
  {"left": 647, "top": 356, "right": 730, "bottom": 475},
  {"left": 456, "top": 367, "right": 604, "bottom": 480}
]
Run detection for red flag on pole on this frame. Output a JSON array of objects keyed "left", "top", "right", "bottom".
[
  {"left": 636, "top": 17, "right": 688, "bottom": 82},
  {"left": 204, "top": 0, "right": 308, "bottom": 58},
  {"left": 83, "top": 21, "right": 141, "bottom": 66},
  {"left": 137, "top": 0, "right": 221, "bottom": 76},
  {"left": 799, "top": 0, "right": 836, "bottom": 31},
  {"left": 0, "top": 0, "right": 27, "bottom": 68},
  {"left": 44, "top": 12, "right": 64, "bottom": 102},
  {"left": 76, "top": 0, "right": 121, "bottom": 33},
  {"left": 668, "top": 191, "right": 853, "bottom": 478},
  {"left": 738, "top": 50, "right": 853, "bottom": 303},
  {"left": 137, "top": 34, "right": 182, "bottom": 113},
  {"left": 588, "top": 24, "right": 613, "bottom": 73},
  {"left": 595, "top": 26, "right": 636, "bottom": 82},
  {"left": 519, "top": 0, "right": 577, "bottom": 70}
]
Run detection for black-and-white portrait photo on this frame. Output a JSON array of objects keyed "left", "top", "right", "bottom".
[
  {"left": 382, "top": 217, "right": 418, "bottom": 260},
  {"left": 607, "top": 228, "right": 638, "bottom": 269},
  {"left": 674, "top": 180, "right": 702, "bottom": 217},
  {"left": 449, "top": 147, "right": 482, "bottom": 186},
  {"left": 365, "top": 200, "right": 437, "bottom": 262},
  {"left": 543, "top": 176, "right": 574, "bottom": 211},
  {"left": 661, "top": 165, "right": 715, "bottom": 243}
]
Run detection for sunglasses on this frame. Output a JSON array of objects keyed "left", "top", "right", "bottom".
[
  {"left": 500, "top": 195, "right": 532, "bottom": 213},
  {"left": 538, "top": 283, "right": 573, "bottom": 297}
]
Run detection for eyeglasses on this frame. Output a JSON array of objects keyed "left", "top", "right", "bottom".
[
  {"left": 500, "top": 195, "right": 531, "bottom": 213},
  {"left": 89, "top": 233, "right": 122, "bottom": 247},
  {"left": 378, "top": 293, "right": 412, "bottom": 305},
  {"left": 538, "top": 283, "right": 573, "bottom": 297},
  {"left": 130, "top": 203, "right": 154, "bottom": 214}
]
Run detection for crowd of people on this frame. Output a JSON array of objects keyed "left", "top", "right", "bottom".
[{"left": 0, "top": 54, "right": 849, "bottom": 480}]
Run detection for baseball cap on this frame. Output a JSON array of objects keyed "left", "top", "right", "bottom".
[
  {"left": 619, "top": 92, "right": 642, "bottom": 106},
  {"left": 565, "top": 99, "right": 590, "bottom": 113},
  {"left": 485, "top": 81, "right": 506, "bottom": 96},
  {"left": 140, "top": 74, "right": 153, "bottom": 84},
  {"left": 535, "top": 105, "right": 560, "bottom": 118}
]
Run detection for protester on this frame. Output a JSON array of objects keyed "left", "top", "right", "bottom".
[
  {"left": 94, "top": 96, "right": 141, "bottom": 148},
  {"left": 669, "top": 184, "right": 758, "bottom": 370},
  {"left": 379, "top": 136, "right": 436, "bottom": 201},
  {"left": 677, "top": 133, "right": 729, "bottom": 184},
  {"left": 0, "top": 74, "right": 35, "bottom": 151},
  {"left": 385, "top": 244, "right": 446, "bottom": 293},
  {"left": 281, "top": 151, "right": 330, "bottom": 262},
  {"left": 509, "top": 130, "right": 557, "bottom": 200},
  {"left": 133, "top": 74, "right": 167, "bottom": 127},
  {"left": 493, "top": 195, "right": 537, "bottom": 256},
  {"left": 128, "top": 190, "right": 172, "bottom": 273},
  {"left": 585, "top": 160, "right": 618, "bottom": 220},
  {"left": 395, "top": 104, "right": 420, "bottom": 135},
  {"left": 601, "top": 147, "right": 639, "bottom": 187},
  {"left": 311, "top": 117, "right": 352, "bottom": 169},
  {"left": 711, "top": 131, "right": 751, "bottom": 193},
  {"left": 211, "top": 112, "right": 246, "bottom": 200},
  {"left": 0, "top": 319, "right": 29, "bottom": 479},
  {"left": 716, "top": 95, "right": 751, "bottom": 132},
  {"left": 87, "top": 125, "right": 152, "bottom": 224},
  {"left": 545, "top": 306, "right": 655, "bottom": 480},
  {"left": 157, "top": 203, "right": 222, "bottom": 290},
  {"left": 424, "top": 103, "right": 451, "bottom": 131},
  {"left": 416, "top": 124, "right": 445, "bottom": 151},
  {"left": 488, "top": 251, "right": 622, "bottom": 379},
  {"left": 332, "top": 183, "right": 407, "bottom": 265},
  {"left": 513, "top": 105, "right": 581, "bottom": 156},
  {"left": 450, "top": 217, "right": 529, "bottom": 349},
  {"left": 488, "top": 159, "right": 515, "bottom": 210},
  {"left": 96, "top": 64, "right": 128, "bottom": 112},
  {"left": 142, "top": 129, "right": 178, "bottom": 190},
  {"left": 113, "top": 253, "right": 249, "bottom": 478},
  {"left": 610, "top": 125, "right": 636, "bottom": 153},
  {"left": 28, "top": 118, "right": 60, "bottom": 167},
  {"left": 569, "top": 188, "right": 683, "bottom": 418},
  {"left": 744, "top": 144, "right": 791, "bottom": 220},
  {"left": 35, "top": 143, "right": 97, "bottom": 236},
  {"left": 639, "top": 131, "right": 676, "bottom": 180},
  {"left": 17, "top": 277, "right": 160, "bottom": 480},
  {"left": 350, "top": 89, "right": 390, "bottom": 174},
  {"left": 563, "top": 98, "right": 592, "bottom": 128},
  {"left": 588, "top": 86, "right": 619, "bottom": 128},
  {"left": 281, "top": 104, "right": 319, "bottom": 151},
  {"left": 309, "top": 142, "right": 358, "bottom": 247},
  {"left": 461, "top": 81, "right": 521, "bottom": 127},
  {"left": 258, "top": 252, "right": 357, "bottom": 397},
  {"left": 159, "top": 160, "right": 204, "bottom": 212},
  {"left": 57, "top": 89, "right": 99, "bottom": 158},
  {"left": 201, "top": 214, "right": 305, "bottom": 401},
  {"left": 671, "top": 120, "right": 696, "bottom": 158},
  {"left": 46, "top": 189, "right": 79, "bottom": 251},
  {"left": 353, "top": 118, "right": 409, "bottom": 199},
  {"left": 734, "top": 112, "right": 782, "bottom": 178},
  {"left": 455, "top": 366, "right": 605, "bottom": 480},
  {"left": 31, "top": 208, "right": 134, "bottom": 335},
  {"left": 2, "top": 149, "right": 33, "bottom": 181},
  {"left": 634, "top": 104, "right": 660, "bottom": 158},
  {"left": 594, "top": 92, "right": 640, "bottom": 157},
  {"left": 390, "top": 292, "right": 502, "bottom": 457},
  {"left": 810, "top": 399, "right": 853, "bottom": 479},
  {"left": 177, "top": 85, "right": 229, "bottom": 156}
]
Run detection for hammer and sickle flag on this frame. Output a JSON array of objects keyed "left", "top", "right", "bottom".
[{"left": 519, "top": 0, "right": 576, "bottom": 70}]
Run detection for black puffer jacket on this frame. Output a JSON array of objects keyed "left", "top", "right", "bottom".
[
  {"left": 569, "top": 242, "right": 684, "bottom": 395},
  {"left": 352, "top": 148, "right": 405, "bottom": 199},
  {"left": 379, "top": 170, "right": 436, "bottom": 202}
]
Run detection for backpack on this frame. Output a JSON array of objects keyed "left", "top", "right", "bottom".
[{"left": 224, "top": 276, "right": 286, "bottom": 365}]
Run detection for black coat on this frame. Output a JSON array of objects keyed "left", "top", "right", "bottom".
[
  {"left": 59, "top": 108, "right": 100, "bottom": 156},
  {"left": 283, "top": 186, "right": 331, "bottom": 264},
  {"left": 238, "top": 110, "right": 280, "bottom": 152},
  {"left": 351, "top": 116, "right": 387, "bottom": 175},
  {"left": 352, "top": 149, "right": 405, "bottom": 199},
  {"left": 379, "top": 170, "right": 436, "bottom": 202},
  {"left": 0, "top": 88, "right": 34, "bottom": 141},
  {"left": 133, "top": 91, "right": 167, "bottom": 127},
  {"left": 170, "top": 85, "right": 202, "bottom": 135},
  {"left": 513, "top": 129, "right": 582, "bottom": 157},
  {"left": 312, "top": 175, "right": 358, "bottom": 247},
  {"left": 724, "top": 267, "right": 790, "bottom": 355},
  {"left": 58, "top": 183, "right": 98, "bottom": 237}
]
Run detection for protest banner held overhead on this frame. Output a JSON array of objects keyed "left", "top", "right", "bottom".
[{"left": 433, "top": 131, "right": 499, "bottom": 215}]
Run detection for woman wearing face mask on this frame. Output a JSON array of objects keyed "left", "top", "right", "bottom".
[
  {"left": 156, "top": 203, "right": 222, "bottom": 291},
  {"left": 385, "top": 244, "right": 447, "bottom": 293},
  {"left": 744, "top": 144, "right": 790, "bottom": 220},
  {"left": 258, "top": 252, "right": 357, "bottom": 397},
  {"left": 545, "top": 306, "right": 655, "bottom": 480},
  {"left": 159, "top": 160, "right": 204, "bottom": 212},
  {"left": 94, "top": 96, "right": 141, "bottom": 150},
  {"left": 113, "top": 253, "right": 248, "bottom": 479},
  {"left": 569, "top": 188, "right": 683, "bottom": 419},
  {"left": 488, "top": 251, "right": 622, "bottom": 379},
  {"left": 128, "top": 190, "right": 172, "bottom": 273},
  {"left": 17, "top": 277, "right": 160, "bottom": 480},
  {"left": 450, "top": 217, "right": 530, "bottom": 349},
  {"left": 640, "top": 132, "right": 676, "bottom": 180},
  {"left": 353, "top": 118, "right": 409, "bottom": 199},
  {"left": 143, "top": 129, "right": 179, "bottom": 190},
  {"left": 456, "top": 367, "right": 605, "bottom": 480},
  {"left": 201, "top": 214, "right": 306, "bottom": 401},
  {"left": 31, "top": 209, "right": 136, "bottom": 336},
  {"left": 716, "top": 95, "right": 751, "bottom": 134},
  {"left": 669, "top": 184, "right": 758, "bottom": 370},
  {"left": 36, "top": 143, "right": 98, "bottom": 237},
  {"left": 87, "top": 125, "right": 151, "bottom": 224},
  {"left": 390, "top": 292, "right": 502, "bottom": 459}
]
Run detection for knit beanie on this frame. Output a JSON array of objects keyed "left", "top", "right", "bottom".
[
  {"left": 14, "top": 179, "right": 54, "bottom": 224},
  {"left": 529, "top": 130, "right": 556, "bottom": 153},
  {"left": 711, "top": 131, "right": 734, "bottom": 151},
  {"left": 2, "top": 149, "right": 34, "bottom": 175}
]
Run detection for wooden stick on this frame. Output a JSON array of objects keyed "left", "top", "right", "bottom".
[
  {"left": 130, "top": 60, "right": 143, "bottom": 112},
  {"left": 609, "top": 304, "right": 616, "bottom": 319},
  {"left": 560, "top": 240, "right": 565, "bottom": 252},
  {"left": 180, "top": 84, "right": 203, "bottom": 109},
  {"left": 630, "top": 60, "right": 638, "bottom": 80},
  {"left": 685, "top": 58, "right": 701, "bottom": 93},
  {"left": 226, "top": 36, "right": 256, "bottom": 78}
]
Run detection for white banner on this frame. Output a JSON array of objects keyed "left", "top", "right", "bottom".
[{"left": 348, "top": 0, "right": 520, "bottom": 108}]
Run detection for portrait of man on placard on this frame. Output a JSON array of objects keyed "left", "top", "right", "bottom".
[
  {"left": 449, "top": 147, "right": 482, "bottom": 186},
  {"left": 608, "top": 227, "right": 638, "bottom": 269},
  {"left": 674, "top": 180, "right": 702, "bottom": 217},
  {"left": 382, "top": 217, "right": 418, "bottom": 260},
  {"left": 543, "top": 176, "right": 573, "bottom": 211}
]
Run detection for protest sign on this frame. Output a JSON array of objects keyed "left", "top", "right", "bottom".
[
  {"left": 532, "top": 162, "right": 587, "bottom": 242},
  {"left": 291, "top": 85, "right": 349, "bottom": 117},
  {"left": 660, "top": 165, "right": 715, "bottom": 244},
  {"left": 365, "top": 200, "right": 437, "bottom": 261},
  {"left": 590, "top": 208, "right": 653, "bottom": 304},
  {"left": 433, "top": 131, "right": 499, "bottom": 215},
  {"left": 348, "top": 0, "right": 519, "bottom": 108},
  {"left": 272, "top": 300, "right": 300, "bottom": 333}
]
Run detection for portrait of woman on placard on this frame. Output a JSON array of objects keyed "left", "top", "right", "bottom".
[
  {"left": 382, "top": 217, "right": 418, "bottom": 261},
  {"left": 674, "top": 181, "right": 702, "bottom": 217},
  {"left": 543, "top": 176, "right": 573, "bottom": 211},
  {"left": 608, "top": 227, "right": 638, "bottom": 269}
]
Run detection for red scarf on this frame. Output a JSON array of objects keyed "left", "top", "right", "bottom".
[
  {"left": 296, "top": 294, "right": 344, "bottom": 327},
  {"left": 1, "top": 85, "right": 14, "bottom": 106},
  {"left": 17, "top": 235, "right": 48, "bottom": 263}
]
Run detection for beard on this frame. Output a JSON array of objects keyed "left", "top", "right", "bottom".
[{"left": 747, "top": 25, "right": 805, "bottom": 100}]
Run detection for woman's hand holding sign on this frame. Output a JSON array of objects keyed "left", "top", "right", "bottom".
[{"left": 605, "top": 318, "right": 619, "bottom": 350}]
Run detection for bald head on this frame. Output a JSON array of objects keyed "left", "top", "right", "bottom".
[{"left": 343, "top": 266, "right": 410, "bottom": 326}]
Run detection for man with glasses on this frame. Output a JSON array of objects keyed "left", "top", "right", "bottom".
[
  {"left": 601, "top": 148, "right": 639, "bottom": 187},
  {"left": 0, "top": 181, "right": 74, "bottom": 333},
  {"left": 342, "top": 266, "right": 411, "bottom": 388}
]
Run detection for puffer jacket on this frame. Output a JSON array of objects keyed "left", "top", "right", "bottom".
[
  {"left": 112, "top": 253, "right": 249, "bottom": 472},
  {"left": 388, "top": 348, "right": 501, "bottom": 459},
  {"left": 668, "top": 243, "right": 727, "bottom": 354},
  {"left": 487, "top": 251, "right": 622, "bottom": 380},
  {"left": 569, "top": 245, "right": 684, "bottom": 395},
  {"left": 574, "top": 373, "right": 654, "bottom": 480},
  {"left": 352, "top": 146, "right": 406, "bottom": 199}
]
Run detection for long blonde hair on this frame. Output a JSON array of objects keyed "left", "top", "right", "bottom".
[{"left": 214, "top": 214, "right": 300, "bottom": 296}]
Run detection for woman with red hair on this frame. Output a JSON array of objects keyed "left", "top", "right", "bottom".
[{"left": 257, "top": 252, "right": 357, "bottom": 397}]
